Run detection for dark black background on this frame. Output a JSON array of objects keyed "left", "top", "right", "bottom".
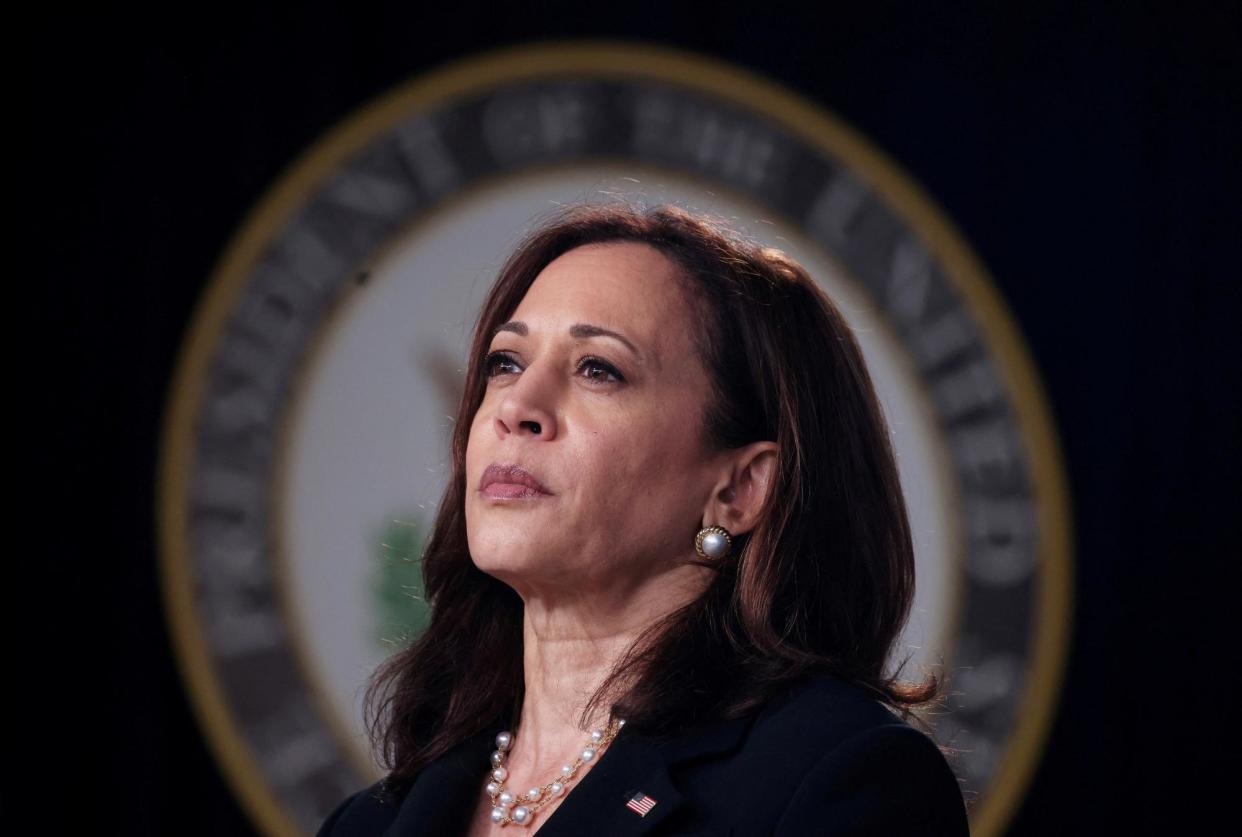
[{"left": 37, "top": 2, "right": 1238, "bottom": 834}]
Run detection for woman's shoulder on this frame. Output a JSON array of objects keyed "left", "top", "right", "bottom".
[
  {"left": 749, "top": 671, "right": 925, "bottom": 744},
  {"left": 708, "top": 672, "right": 970, "bottom": 835},
  {"left": 745, "top": 671, "right": 962, "bottom": 783},
  {"left": 314, "top": 779, "right": 404, "bottom": 837},
  {"left": 316, "top": 724, "right": 497, "bottom": 836}
]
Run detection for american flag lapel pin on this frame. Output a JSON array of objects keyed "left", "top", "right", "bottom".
[{"left": 625, "top": 790, "right": 658, "bottom": 817}]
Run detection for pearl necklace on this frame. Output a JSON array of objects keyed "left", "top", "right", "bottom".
[{"left": 484, "top": 717, "right": 625, "bottom": 828}]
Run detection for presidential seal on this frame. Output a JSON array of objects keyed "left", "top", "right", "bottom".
[{"left": 158, "top": 42, "right": 1072, "bottom": 837}]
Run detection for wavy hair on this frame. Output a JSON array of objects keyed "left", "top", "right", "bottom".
[{"left": 365, "top": 203, "right": 939, "bottom": 788}]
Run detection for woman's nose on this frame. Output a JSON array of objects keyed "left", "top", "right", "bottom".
[{"left": 494, "top": 363, "right": 558, "bottom": 440}]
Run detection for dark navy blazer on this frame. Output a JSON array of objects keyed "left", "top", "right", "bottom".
[{"left": 317, "top": 673, "right": 970, "bottom": 836}]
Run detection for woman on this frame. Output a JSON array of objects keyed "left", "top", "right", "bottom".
[{"left": 318, "top": 203, "right": 970, "bottom": 836}]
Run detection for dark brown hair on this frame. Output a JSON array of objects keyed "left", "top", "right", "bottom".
[{"left": 365, "top": 202, "right": 939, "bottom": 788}]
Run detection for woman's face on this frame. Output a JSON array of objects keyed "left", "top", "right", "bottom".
[{"left": 465, "top": 241, "right": 724, "bottom": 600}]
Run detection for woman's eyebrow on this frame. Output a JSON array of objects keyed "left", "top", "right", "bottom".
[{"left": 493, "top": 321, "right": 646, "bottom": 364}]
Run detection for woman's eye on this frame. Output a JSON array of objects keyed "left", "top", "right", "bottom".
[
  {"left": 483, "top": 351, "right": 519, "bottom": 378},
  {"left": 577, "top": 356, "right": 624, "bottom": 385}
]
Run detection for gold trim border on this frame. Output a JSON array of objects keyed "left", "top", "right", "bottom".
[{"left": 156, "top": 39, "right": 1074, "bottom": 837}]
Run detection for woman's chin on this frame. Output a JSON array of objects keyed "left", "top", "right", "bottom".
[
  {"left": 469, "top": 555, "right": 568, "bottom": 595},
  {"left": 468, "top": 541, "right": 556, "bottom": 577}
]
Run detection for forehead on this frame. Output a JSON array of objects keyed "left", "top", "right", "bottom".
[{"left": 509, "top": 241, "right": 696, "bottom": 361}]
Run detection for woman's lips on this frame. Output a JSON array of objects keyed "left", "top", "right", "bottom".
[
  {"left": 481, "top": 482, "right": 550, "bottom": 499},
  {"left": 479, "top": 463, "right": 553, "bottom": 499}
]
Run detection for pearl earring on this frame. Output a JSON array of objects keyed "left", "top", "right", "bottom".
[{"left": 695, "top": 525, "right": 733, "bottom": 559}]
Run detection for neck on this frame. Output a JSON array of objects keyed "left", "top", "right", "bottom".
[
  {"left": 513, "top": 604, "right": 637, "bottom": 765},
  {"left": 509, "top": 563, "right": 709, "bottom": 769}
]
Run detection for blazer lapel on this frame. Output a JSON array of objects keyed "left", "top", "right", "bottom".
[{"left": 534, "top": 712, "right": 756, "bottom": 837}]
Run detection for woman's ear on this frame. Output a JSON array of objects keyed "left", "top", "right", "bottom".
[{"left": 706, "top": 441, "right": 778, "bottom": 536}]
